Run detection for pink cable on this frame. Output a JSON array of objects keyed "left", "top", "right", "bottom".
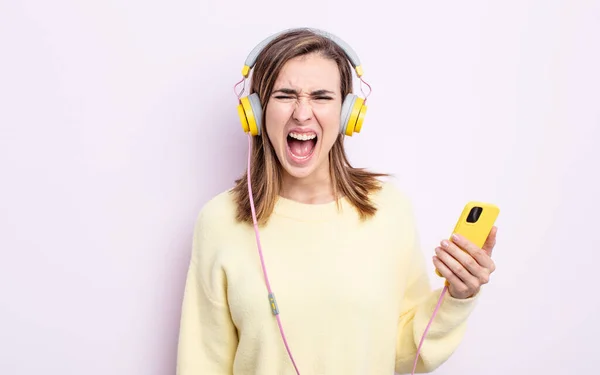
[
  {"left": 246, "top": 134, "right": 301, "bottom": 375},
  {"left": 245, "top": 133, "right": 446, "bottom": 375},
  {"left": 411, "top": 285, "right": 447, "bottom": 375}
]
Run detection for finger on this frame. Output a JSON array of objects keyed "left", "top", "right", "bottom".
[
  {"left": 439, "top": 244, "right": 493, "bottom": 285},
  {"left": 434, "top": 247, "right": 480, "bottom": 288},
  {"left": 482, "top": 226, "right": 498, "bottom": 256},
  {"left": 432, "top": 255, "right": 467, "bottom": 291},
  {"left": 449, "top": 233, "right": 494, "bottom": 269},
  {"left": 440, "top": 240, "right": 483, "bottom": 276}
]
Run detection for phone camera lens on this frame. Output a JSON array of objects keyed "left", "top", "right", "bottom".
[{"left": 467, "top": 206, "right": 483, "bottom": 223}]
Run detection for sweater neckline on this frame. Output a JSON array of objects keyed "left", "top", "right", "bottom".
[{"left": 272, "top": 194, "right": 350, "bottom": 221}]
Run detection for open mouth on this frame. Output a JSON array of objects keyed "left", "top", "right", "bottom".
[{"left": 286, "top": 131, "right": 318, "bottom": 162}]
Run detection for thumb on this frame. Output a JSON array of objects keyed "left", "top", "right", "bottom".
[{"left": 482, "top": 226, "right": 497, "bottom": 257}]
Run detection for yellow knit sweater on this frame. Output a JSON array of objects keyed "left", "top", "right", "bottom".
[{"left": 176, "top": 181, "right": 479, "bottom": 374}]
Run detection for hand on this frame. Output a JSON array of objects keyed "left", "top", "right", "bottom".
[{"left": 432, "top": 226, "right": 498, "bottom": 299}]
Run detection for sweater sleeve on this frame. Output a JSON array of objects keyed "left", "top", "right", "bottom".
[
  {"left": 394, "top": 195, "right": 479, "bottom": 373},
  {"left": 176, "top": 209, "right": 238, "bottom": 375}
]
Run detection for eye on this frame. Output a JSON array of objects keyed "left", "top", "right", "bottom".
[{"left": 274, "top": 95, "right": 295, "bottom": 100}]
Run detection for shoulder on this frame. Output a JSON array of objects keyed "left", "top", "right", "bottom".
[
  {"left": 194, "top": 187, "right": 241, "bottom": 238},
  {"left": 371, "top": 177, "right": 415, "bottom": 213},
  {"left": 198, "top": 188, "right": 237, "bottom": 220},
  {"left": 189, "top": 187, "right": 247, "bottom": 267},
  {"left": 366, "top": 177, "right": 419, "bottom": 232}
]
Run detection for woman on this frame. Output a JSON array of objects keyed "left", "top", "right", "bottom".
[{"left": 176, "top": 28, "right": 497, "bottom": 375}]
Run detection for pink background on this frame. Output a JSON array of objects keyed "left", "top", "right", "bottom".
[{"left": 1, "top": 1, "right": 599, "bottom": 374}]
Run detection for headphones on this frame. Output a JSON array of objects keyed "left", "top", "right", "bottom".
[{"left": 236, "top": 28, "right": 368, "bottom": 138}]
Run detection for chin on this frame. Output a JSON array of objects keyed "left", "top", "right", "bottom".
[{"left": 281, "top": 161, "right": 321, "bottom": 180}]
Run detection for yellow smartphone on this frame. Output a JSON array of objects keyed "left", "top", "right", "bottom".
[{"left": 435, "top": 201, "right": 500, "bottom": 277}]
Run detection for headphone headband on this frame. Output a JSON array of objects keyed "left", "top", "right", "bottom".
[{"left": 241, "top": 27, "right": 363, "bottom": 78}]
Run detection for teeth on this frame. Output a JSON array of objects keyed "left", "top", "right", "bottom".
[{"left": 289, "top": 132, "right": 316, "bottom": 141}]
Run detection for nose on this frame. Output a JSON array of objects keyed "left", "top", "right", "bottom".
[{"left": 292, "top": 98, "right": 313, "bottom": 123}]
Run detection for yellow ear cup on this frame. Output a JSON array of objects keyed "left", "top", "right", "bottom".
[
  {"left": 239, "top": 96, "right": 260, "bottom": 136},
  {"left": 344, "top": 97, "right": 366, "bottom": 136},
  {"left": 354, "top": 103, "right": 367, "bottom": 133},
  {"left": 237, "top": 103, "right": 250, "bottom": 133}
]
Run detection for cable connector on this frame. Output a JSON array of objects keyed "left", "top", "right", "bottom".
[{"left": 268, "top": 292, "right": 279, "bottom": 315}]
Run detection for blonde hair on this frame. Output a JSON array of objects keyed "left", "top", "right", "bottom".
[{"left": 231, "top": 28, "right": 387, "bottom": 225}]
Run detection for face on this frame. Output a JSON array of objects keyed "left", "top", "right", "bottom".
[{"left": 265, "top": 52, "right": 342, "bottom": 184}]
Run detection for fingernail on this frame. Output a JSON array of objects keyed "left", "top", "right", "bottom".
[
  {"left": 435, "top": 247, "right": 440, "bottom": 254},
  {"left": 441, "top": 240, "right": 449, "bottom": 248},
  {"left": 451, "top": 233, "right": 459, "bottom": 241}
]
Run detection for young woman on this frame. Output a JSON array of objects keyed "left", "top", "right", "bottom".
[{"left": 176, "top": 28, "right": 498, "bottom": 375}]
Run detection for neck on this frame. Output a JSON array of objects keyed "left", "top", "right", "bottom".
[{"left": 280, "top": 165, "right": 335, "bottom": 205}]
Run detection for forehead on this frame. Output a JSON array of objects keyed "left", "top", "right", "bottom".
[{"left": 274, "top": 53, "right": 340, "bottom": 92}]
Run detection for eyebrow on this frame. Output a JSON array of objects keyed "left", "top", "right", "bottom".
[{"left": 272, "top": 88, "right": 336, "bottom": 96}]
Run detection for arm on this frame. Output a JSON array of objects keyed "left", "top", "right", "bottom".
[
  {"left": 394, "top": 263, "right": 479, "bottom": 373},
  {"left": 176, "top": 210, "right": 238, "bottom": 375},
  {"left": 394, "top": 198, "right": 479, "bottom": 374}
]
